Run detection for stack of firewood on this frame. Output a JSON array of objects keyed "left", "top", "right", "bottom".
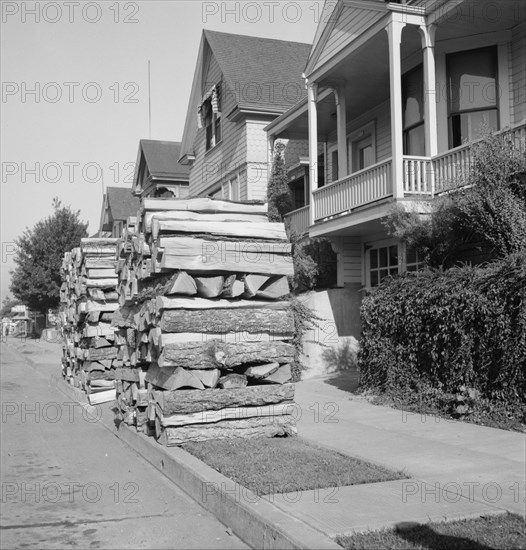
[
  {"left": 111, "top": 198, "right": 299, "bottom": 444},
  {"left": 59, "top": 238, "right": 120, "bottom": 404}
]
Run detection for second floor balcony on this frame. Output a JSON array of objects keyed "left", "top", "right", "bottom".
[{"left": 286, "top": 123, "right": 526, "bottom": 236}]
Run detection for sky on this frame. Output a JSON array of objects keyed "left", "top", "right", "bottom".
[{"left": 0, "top": 0, "right": 324, "bottom": 303}]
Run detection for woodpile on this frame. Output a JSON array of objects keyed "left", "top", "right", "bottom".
[
  {"left": 58, "top": 238, "right": 120, "bottom": 404},
  {"left": 111, "top": 197, "right": 298, "bottom": 444}
]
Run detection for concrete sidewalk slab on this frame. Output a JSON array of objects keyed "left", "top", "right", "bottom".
[{"left": 272, "top": 481, "right": 506, "bottom": 537}]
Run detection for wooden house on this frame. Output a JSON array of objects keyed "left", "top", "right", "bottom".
[{"left": 179, "top": 30, "right": 311, "bottom": 200}]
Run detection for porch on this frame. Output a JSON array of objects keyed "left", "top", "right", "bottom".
[{"left": 285, "top": 123, "right": 526, "bottom": 235}]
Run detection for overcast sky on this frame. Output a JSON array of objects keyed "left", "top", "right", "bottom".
[{"left": 0, "top": 0, "right": 323, "bottom": 303}]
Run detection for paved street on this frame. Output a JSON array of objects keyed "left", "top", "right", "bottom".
[{"left": 0, "top": 339, "right": 247, "bottom": 550}]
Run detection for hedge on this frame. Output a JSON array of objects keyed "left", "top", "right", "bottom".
[{"left": 358, "top": 253, "right": 526, "bottom": 421}]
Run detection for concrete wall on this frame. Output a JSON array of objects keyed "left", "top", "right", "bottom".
[{"left": 298, "top": 286, "right": 362, "bottom": 379}]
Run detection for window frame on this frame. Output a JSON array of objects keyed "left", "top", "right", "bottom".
[{"left": 446, "top": 46, "right": 499, "bottom": 148}]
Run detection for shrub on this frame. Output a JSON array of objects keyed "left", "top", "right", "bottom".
[
  {"left": 359, "top": 253, "right": 526, "bottom": 427},
  {"left": 289, "top": 233, "right": 337, "bottom": 292}
]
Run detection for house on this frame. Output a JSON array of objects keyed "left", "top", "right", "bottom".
[
  {"left": 266, "top": 0, "right": 526, "bottom": 345},
  {"left": 132, "top": 139, "right": 190, "bottom": 199},
  {"left": 99, "top": 186, "right": 141, "bottom": 238},
  {"left": 179, "top": 30, "right": 311, "bottom": 200}
]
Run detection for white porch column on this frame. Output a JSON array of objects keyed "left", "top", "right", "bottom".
[
  {"left": 334, "top": 87, "right": 348, "bottom": 180},
  {"left": 387, "top": 17, "right": 406, "bottom": 199},
  {"left": 419, "top": 24, "right": 438, "bottom": 158},
  {"left": 308, "top": 82, "right": 318, "bottom": 226}
]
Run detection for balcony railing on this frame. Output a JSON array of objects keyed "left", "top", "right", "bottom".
[
  {"left": 285, "top": 205, "right": 310, "bottom": 236},
  {"left": 285, "top": 122, "right": 526, "bottom": 234},
  {"left": 312, "top": 158, "right": 392, "bottom": 221},
  {"left": 403, "top": 156, "right": 434, "bottom": 194}
]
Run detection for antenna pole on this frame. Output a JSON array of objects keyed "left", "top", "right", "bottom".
[{"left": 148, "top": 60, "right": 152, "bottom": 138}]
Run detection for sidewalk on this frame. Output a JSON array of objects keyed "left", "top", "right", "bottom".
[{"left": 6, "top": 337, "right": 525, "bottom": 546}]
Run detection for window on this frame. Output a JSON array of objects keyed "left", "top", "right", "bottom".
[
  {"left": 405, "top": 246, "right": 425, "bottom": 272},
  {"left": 368, "top": 244, "right": 399, "bottom": 287},
  {"left": 202, "top": 84, "right": 222, "bottom": 151},
  {"left": 402, "top": 65, "right": 425, "bottom": 156},
  {"left": 348, "top": 122, "right": 376, "bottom": 174},
  {"left": 447, "top": 47, "right": 498, "bottom": 148}
]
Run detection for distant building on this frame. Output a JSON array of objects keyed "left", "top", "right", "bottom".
[
  {"left": 132, "top": 139, "right": 190, "bottom": 199},
  {"left": 98, "top": 186, "right": 141, "bottom": 238}
]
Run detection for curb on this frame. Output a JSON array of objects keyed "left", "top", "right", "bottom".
[{"left": 52, "top": 375, "right": 340, "bottom": 550}]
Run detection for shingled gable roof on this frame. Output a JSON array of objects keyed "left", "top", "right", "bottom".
[
  {"left": 180, "top": 30, "right": 311, "bottom": 160},
  {"left": 203, "top": 30, "right": 311, "bottom": 114},
  {"left": 139, "top": 140, "right": 190, "bottom": 180},
  {"left": 105, "top": 186, "right": 140, "bottom": 222}
]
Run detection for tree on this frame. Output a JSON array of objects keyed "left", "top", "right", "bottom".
[
  {"left": 10, "top": 198, "right": 88, "bottom": 313},
  {"left": 267, "top": 142, "right": 293, "bottom": 222},
  {"left": 0, "top": 295, "right": 21, "bottom": 318},
  {"left": 384, "top": 129, "right": 526, "bottom": 268}
]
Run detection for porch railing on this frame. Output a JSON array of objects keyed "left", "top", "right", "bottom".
[
  {"left": 284, "top": 205, "right": 310, "bottom": 236},
  {"left": 434, "top": 123, "right": 526, "bottom": 193},
  {"left": 284, "top": 122, "right": 526, "bottom": 235},
  {"left": 312, "top": 158, "right": 392, "bottom": 221},
  {"left": 403, "top": 156, "right": 434, "bottom": 194}
]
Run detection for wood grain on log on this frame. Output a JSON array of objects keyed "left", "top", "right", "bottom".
[
  {"left": 145, "top": 363, "right": 205, "bottom": 391},
  {"left": 214, "top": 341, "right": 295, "bottom": 368},
  {"left": 158, "top": 307, "right": 294, "bottom": 335},
  {"left": 153, "top": 220, "right": 287, "bottom": 241},
  {"left": 143, "top": 210, "right": 268, "bottom": 233},
  {"left": 158, "top": 237, "right": 293, "bottom": 276},
  {"left": 158, "top": 415, "right": 296, "bottom": 446},
  {"left": 153, "top": 384, "right": 294, "bottom": 415},
  {"left": 159, "top": 402, "right": 295, "bottom": 427}
]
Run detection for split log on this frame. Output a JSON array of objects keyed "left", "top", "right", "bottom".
[
  {"left": 86, "top": 300, "right": 119, "bottom": 313},
  {"left": 159, "top": 403, "right": 295, "bottom": 427},
  {"left": 141, "top": 197, "right": 267, "bottom": 215},
  {"left": 86, "top": 268, "right": 117, "bottom": 278},
  {"left": 87, "top": 289, "right": 106, "bottom": 301},
  {"left": 88, "top": 388, "right": 116, "bottom": 405},
  {"left": 214, "top": 341, "right": 295, "bottom": 369},
  {"left": 156, "top": 296, "right": 289, "bottom": 311},
  {"left": 157, "top": 415, "right": 297, "bottom": 446},
  {"left": 241, "top": 362, "right": 280, "bottom": 379},
  {"left": 242, "top": 274, "right": 269, "bottom": 298},
  {"left": 156, "top": 340, "right": 216, "bottom": 369},
  {"left": 84, "top": 257, "right": 116, "bottom": 269},
  {"left": 256, "top": 276, "right": 290, "bottom": 300},
  {"left": 143, "top": 210, "right": 268, "bottom": 233},
  {"left": 137, "top": 271, "right": 197, "bottom": 302},
  {"left": 113, "top": 367, "right": 140, "bottom": 382},
  {"left": 84, "top": 278, "right": 118, "bottom": 288},
  {"left": 158, "top": 332, "right": 291, "bottom": 349},
  {"left": 158, "top": 237, "right": 293, "bottom": 276},
  {"left": 158, "top": 307, "right": 294, "bottom": 335},
  {"left": 221, "top": 275, "right": 244, "bottom": 298},
  {"left": 145, "top": 363, "right": 205, "bottom": 391},
  {"left": 218, "top": 374, "right": 247, "bottom": 389},
  {"left": 153, "top": 384, "right": 294, "bottom": 415},
  {"left": 262, "top": 363, "right": 292, "bottom": 384},
  {"left": 111, "top": 305, "right": 139, "bottom": 328},
  {"left": 153, "top": 220, "right": 287, "bottom": 241},
  {"left": 86, "top": 346, "right": 118, "bottom": 361},
  {"left": 195, "top": 276, "right": 224, "bottom": 298}
]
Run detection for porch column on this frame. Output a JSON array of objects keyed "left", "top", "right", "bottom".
[
  {"left": 419, "top": 24, "right": 438, "bottom": 158},
  {"left": 308, "top": 82, "right": 318, "bottom": 226},
  {"left": 386, "top": 17, "right": 406, "bottom": 199},
  {"left": 335, "top": 87, "right": 348, "bottom": 179}
]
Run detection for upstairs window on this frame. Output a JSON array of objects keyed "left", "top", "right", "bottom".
[
  {"left": 447, "top": 47, "right": 498, "bottom": 148},
  {"left": 402, "top": 65, "right": 425, "bottom": 156},
  {"left": 199, "top": 83, "right": 222, "bottom": 151}
]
